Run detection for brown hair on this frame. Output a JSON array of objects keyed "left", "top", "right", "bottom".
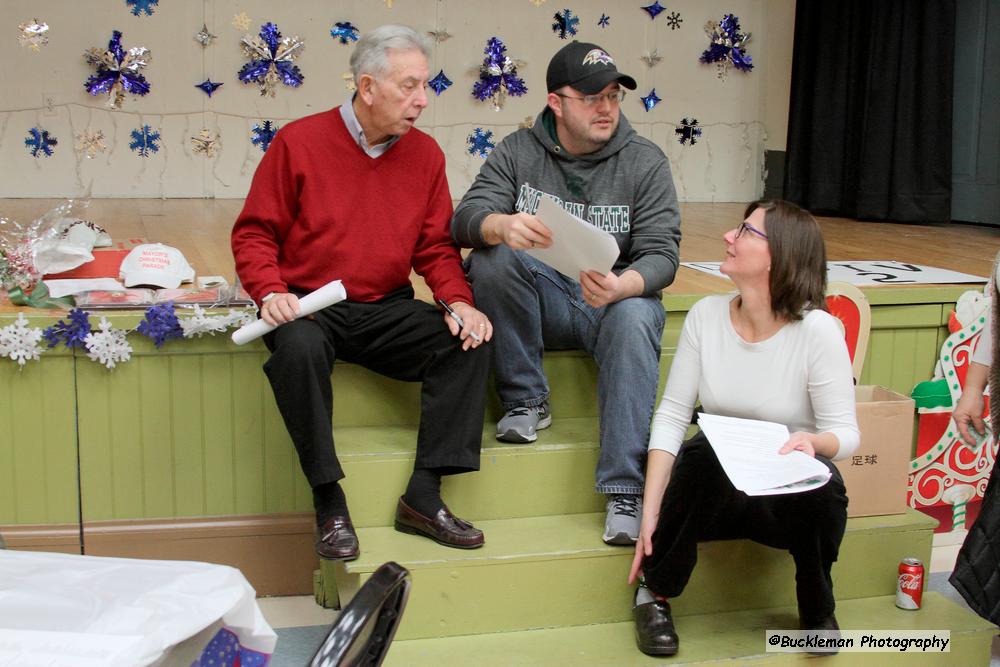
[{"left": 744, "top": 200, "right": 827, "bottom": 321}]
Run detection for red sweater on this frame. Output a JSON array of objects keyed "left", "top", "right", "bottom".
[{"left": 232, "top": 108, "right": 472, "bottom": 306}]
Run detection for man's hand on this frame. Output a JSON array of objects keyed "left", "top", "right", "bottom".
[
  {"left": 779, "top": 432, "right": 817, "bottom": 458},
  {"left": 444, "top": 301, "right": 492, "bottom": 351},
  {"left": 482, "top": 212, "right": 553, "bottom": 250},
  {"left": 260, "top": 293, "right": 301, "bottom": 327},
  {"left": 580, "top": 269, "right": 644, "bottom": 308}
]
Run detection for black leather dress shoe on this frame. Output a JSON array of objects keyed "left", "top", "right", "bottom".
[
  {"left": 394, "top": 497, "right": 485, "bottom": 549},
  {"left": 633, "top": 597, "right": 679, "bottom": 656},
  {"left": 800, "top": 612, "right": 840, "bottom": 655},
  {"left": 315, "top": 515, "right": 360, "bottom": 561}
]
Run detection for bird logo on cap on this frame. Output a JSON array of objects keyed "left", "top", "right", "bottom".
[{"left": 582, "top": 49, "right": 614, "bottom": 67}]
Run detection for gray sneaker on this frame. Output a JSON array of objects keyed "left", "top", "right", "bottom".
[
  {"left": 604, "top": 494, "right": 642, "bottom": 545},
  {"left": 496, "top": 403, "right": 552, "bottom": 443}
]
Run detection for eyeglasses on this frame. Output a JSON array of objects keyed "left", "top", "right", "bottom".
[
  {"left": 555, "top": 90, "right": 627, "bottom": 106},
  {"left": 736, "top": 220, "right": 768, "bottom": 240}
]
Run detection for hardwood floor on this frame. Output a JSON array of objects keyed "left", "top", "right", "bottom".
[{"left": 2, "top": 198, "right": 998, "bottom": 312}]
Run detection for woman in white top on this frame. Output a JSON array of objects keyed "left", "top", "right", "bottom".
[{"left": 629, "top": 200, "right": 860, "bottom": 657}]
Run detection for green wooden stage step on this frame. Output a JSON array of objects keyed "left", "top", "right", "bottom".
[
  {"left": 337, "top": 418, "right": 605, "bottom": 528},
  {"left": 320, "top": 509, "right": 937, "bottom": 640},
  {"left": 383, "top": 593, "right": 994, "bottom": 666}
]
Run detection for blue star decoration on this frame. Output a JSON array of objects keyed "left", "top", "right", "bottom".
[
  {"left": 428, "top": 70, "right": 452, "bottom": 96},
  {"left": 640, "top": 89, "right": 661, "bottom": 112},
  {"left": 126, "top": 0, "right": 158, "bottom": 17},
  {"left": 666, "top": 11, "right": 683, "bottom": 30},
  {"left": 675, "top": 118, "right": 702, "bottom": 145},
  {"left": 251, "top": 120, "right": 279, "bottom": 152},
  {"left": 642, "top": 1, "right": 666, "bottom": 20},
  {"left": 598, "top": 14, "right": 611, "bottom": 28},
  {"left": 25, "top": 127, "right": 57, "bottom": 157},
  {"left": 195, "top": 79, "right": 223, "bottom": 97},
  {"left": 129, "top": 125, "right": 160, "bottom": 157},
  {"left": 552, "top": 9, "right": 580, "bottom": 39},
  {"left": 330, "top": 21, "right": 360, "bottom": 45},
  {"left": 466, "top": 128, "right": 495, "bottom": 158}
]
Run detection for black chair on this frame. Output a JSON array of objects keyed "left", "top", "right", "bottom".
[{"left": 309, "top": 561, "right": 411, "bottom": 667}]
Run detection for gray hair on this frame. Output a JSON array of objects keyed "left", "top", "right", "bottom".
[{"left": 350, "top": 25, "right": 431, "bottom": 82}]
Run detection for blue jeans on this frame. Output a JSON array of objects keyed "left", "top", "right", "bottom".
[{"left": 466, "top": 245, "right": 665, "bottom": 494}]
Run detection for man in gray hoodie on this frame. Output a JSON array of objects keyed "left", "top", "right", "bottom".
[{"left": 451, "top": 41, "right": 681, "bottom": 545}]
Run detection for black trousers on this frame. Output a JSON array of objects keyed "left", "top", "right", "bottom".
[
  {"left": 262, "top": 286, "right": 489, "bottom": 488},
  {"left": 642, "top": 432, "right": 848, "bottom": 624}
]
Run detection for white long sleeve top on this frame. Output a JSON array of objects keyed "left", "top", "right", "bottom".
[{"left": 649, "top": 294, "right": 860, "bottom": 460}]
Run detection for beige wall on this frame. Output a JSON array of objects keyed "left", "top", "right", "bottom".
[{"left": 1, "top": 0, "right": 793, "bottom": 200}]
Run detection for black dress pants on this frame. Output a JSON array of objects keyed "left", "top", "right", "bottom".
[
  {"left": 262, "top": 286, "right": 489, "bottom": 488},
  {"left": 642, "top": 432, "right": 849, "bottom": 624}
]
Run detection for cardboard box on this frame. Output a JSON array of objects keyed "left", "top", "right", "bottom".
[{"left": 840, "top": 386, "right": 915, "bottom": 517}]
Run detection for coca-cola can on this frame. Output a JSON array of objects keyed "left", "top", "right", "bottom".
[{"left": 896, "top": 557, "right": 924, "bottom": 609}]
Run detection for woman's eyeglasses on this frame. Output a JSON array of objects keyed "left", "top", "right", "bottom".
[{"left": 736, "top": 221, "right": 768, "bottom": 240}]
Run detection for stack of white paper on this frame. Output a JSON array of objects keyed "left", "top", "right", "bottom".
[
  {"left": 696, "top": 413, "right": 831, "bottom": 496},
  {"left": 528, "top": 196, "right": 620, "bottom": 279}
]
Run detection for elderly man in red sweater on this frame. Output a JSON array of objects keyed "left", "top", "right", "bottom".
[{"left": 232, "top": 25, "right": 492, "bottom": 561}]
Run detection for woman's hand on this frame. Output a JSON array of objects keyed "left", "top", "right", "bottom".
[
  {"left": 779, "top": 432, "right": 816, "bottom": 458},
  {"left": 628, "top": 510, "right": 659, "bottom": 584}
]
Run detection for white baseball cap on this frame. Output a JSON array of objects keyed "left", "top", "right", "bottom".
[{"left": 120, "top": 243, "right": 195, "bottom": 288}]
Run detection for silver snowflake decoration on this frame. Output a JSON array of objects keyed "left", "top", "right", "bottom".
[
  {"left": 342, "top": 72, "right": 356, "bottom": 92},
  {"left": 195, "top": 23, "right": 217, "bottom": 47},
  {"left": 84, "top": 317, "right": 132, "bottom": 369},
  {"left": 191, "top": 128, "right": 220, "bottom": 157},
  {"left": 0, "top": 313, "right": 45, "bottom": 367},
  {"left": 18, "top": 19, "right": 49, "bottom": 51},
  {"left": 640, "top": 49, "right": 662, "bottom": 68},
  {"left": 427, "top": 29, "right": 452, "bottom": 43},
  {"left": 75, "top": 129, "right": 107, "bottom": 159}
]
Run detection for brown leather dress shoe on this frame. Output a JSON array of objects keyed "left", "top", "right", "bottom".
[
  {"left": 633, "top": 597, "right": 679, "bottom": 656},
  {"left": 394, "top": 497, "right": 485, "bottom": 549},
  {"left": 315, "top": 515, "right": 360, "bottom": 561}
]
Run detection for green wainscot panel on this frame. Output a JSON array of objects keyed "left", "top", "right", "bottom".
[{"left": 0, "top": 315, "right": 78, "bottom": 526}]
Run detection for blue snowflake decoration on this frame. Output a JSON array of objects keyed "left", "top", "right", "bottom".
[
  {"left": 466, "top": 128, "right": 495, "bottom": 158},
  {"left": 238, "top": 22, "right": 306, "bottom": 97},
  {"left": 472, "top": 37, "right": 528, "bottom": 110},
  {"left": 552, "top": 9, "right": 580, "bottom": 39},
  {"left": 640, "top": 89, "right": 661, "bottom": 112},
  {"left": 195, "top": 79, "right": 223, "bottom": 97},
  {"left": 675, "top": 118, "right": 702, "bottom": 145},
  {"left": 330, "top": 22, "right": 359, "bottom": 45},
  {"left": 428, "top": 70, "right": 452, "bottom": 96},
  {"left": 251, "top": 120, "right": 279, "bottom": 152},
  {"left": 129, "top": 125, "right": 160, "bottom": 157},
  {"left": 126, "top": 0, "right": 158, "bottom": 17},
  {"left": 25, "top": 127, "right": 57, "bottom": 157},
  {"left": 43, "top": 309, "right": 92, "bottom": 349},
  {"left": 642, "top": 1, "right": 666, "bottom": 20},
  {"left": 137, "top": 302, "right": 183, "bottom": 348},
  {"left": 700, "top": 14, "right": 753, "bottom": 76},
  {"left": 598, "top": 14, "right": 611, "bottom": 28},
  {"left": 83, "top": 30, "right": 151, "bottom": 109}
]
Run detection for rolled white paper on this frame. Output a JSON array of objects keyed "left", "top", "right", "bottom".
[{"left": 231, "top": 279, "right": 347, "bottom": 345}]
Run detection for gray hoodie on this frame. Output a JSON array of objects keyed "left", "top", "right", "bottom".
[{"left": 451, "top": 108, "right": 681, "bottom": 295}]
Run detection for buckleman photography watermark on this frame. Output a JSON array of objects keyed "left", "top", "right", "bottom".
[{"left": 765, "top": 630, "right": 951, "bottom": 653}]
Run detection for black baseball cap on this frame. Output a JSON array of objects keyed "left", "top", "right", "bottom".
[{"left": 546, "top": 41, "right": 637, "bottom": 94}]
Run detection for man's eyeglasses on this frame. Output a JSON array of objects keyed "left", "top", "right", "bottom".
[
  {"left": 736, "top": 221, "right": 768, "bottom": 240},
  {"left": 555, "top": 90, "right": 627, "bottom": 107}
]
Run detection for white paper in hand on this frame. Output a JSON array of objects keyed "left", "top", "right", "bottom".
[
  {"left": 527, "top": 196, "right": 620, "bottom": 281},
  {"left": 696, "top": 413, "right": 831, "bottom": 496},
  {"left": 231, "top": 279, "right": 347, "bottom": 345}
]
